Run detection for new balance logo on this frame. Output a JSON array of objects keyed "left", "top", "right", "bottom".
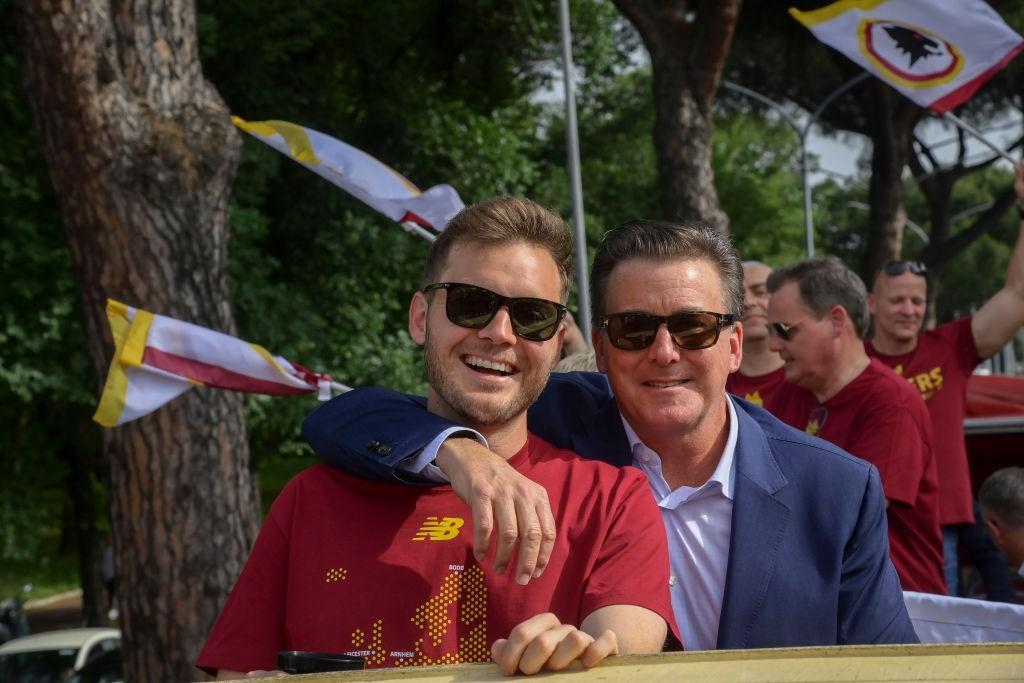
[{"left": 413, "top": 516, "right": 464, "bottom": 541}]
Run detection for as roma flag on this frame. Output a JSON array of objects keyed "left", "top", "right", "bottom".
[{"left": 791, "top": 0, "right": 1023, "bottom": 113}]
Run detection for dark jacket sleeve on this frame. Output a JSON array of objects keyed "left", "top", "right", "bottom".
[
  {"left": 301, "top": 387, "right": 456, "bottom": 484},
  {"left": 838, "top": 465, "right": 920, "bottom": 644}
]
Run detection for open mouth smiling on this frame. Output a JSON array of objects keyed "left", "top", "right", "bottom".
[
  {"left": 463, "top": 354, "right": 517, "bottom": 377},
  {"left": 643, "top": 379, "right": 689, "bottom": 388}
]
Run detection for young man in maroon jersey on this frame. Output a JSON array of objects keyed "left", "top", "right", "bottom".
[
  {"left": 766, "top": 256, "right": 946, "bottom": 594},
  {"left": 726, "top": 261, "right": 785, "bottom": 406},
  {"left": 865, "top": 163, "right": 1024, "bottom": 595},
  {"left": 196, "top": 198, "right": 674, "bottom": 678}
]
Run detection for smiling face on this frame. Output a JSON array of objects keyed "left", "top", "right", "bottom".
[
  {"left": 410, "top": 240, "right": 564, "bottom": 431},
  {"left": 869, "top": 272, "right": 927, "bottom": 345},
  {"left": 767, "top": 280, "right": 835, "bottom": 393},
  {"left": 593, "top": 257, "right": 741, "bottom": 447},
  {"left": 742, "top": 263, "right": 773, "bottom": 342}
]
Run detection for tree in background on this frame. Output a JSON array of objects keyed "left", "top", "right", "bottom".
[
  {"left": 612, "top": 0, "right": 742, "bottom": 231},
  {"left": 23, "top": 2, "right": 258, "bottom": 680}
]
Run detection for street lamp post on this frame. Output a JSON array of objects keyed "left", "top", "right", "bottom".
[
  {"left": 558, "top": 0, "right": 592, "bottom": 343},
  {"left": 722, "top": 72, "right": 870, "bottom": 257}
]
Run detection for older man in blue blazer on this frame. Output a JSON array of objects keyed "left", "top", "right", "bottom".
[{"left": 304, "top": 220, "right": 917, "bottom": 649}]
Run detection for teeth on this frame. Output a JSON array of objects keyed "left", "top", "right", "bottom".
[
  {"left": 647, "top": 381, "right": 683, "bottom": 388},
  {"left": 465, "top": 356, "right": 513, "bottom": 374}
]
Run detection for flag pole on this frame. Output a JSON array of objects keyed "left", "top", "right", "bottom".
[
  {"left": 558, "top": 0, "right": 592, "bottom": 345},
  {"left": 942, "top": 112, "right": 1018, "bottom": 164},
  {"left": 400, "top": 221, "right": 437, "bottom": 243}
]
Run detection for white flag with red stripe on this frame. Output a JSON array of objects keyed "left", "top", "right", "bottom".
[
  {"left": 94, "top": 299, "right": 335, "bottom": 427},
  {"left": 233, "top": 116, "right": 464, "bottom": 231},
  {"left": 790, "top": 0, "right": 1023, "bottom": 113}
]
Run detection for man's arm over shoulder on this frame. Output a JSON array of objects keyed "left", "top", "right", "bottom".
[
  {"left": 302, "top": 387, "right": 459, "bottom": 483},
  {"left": 838, "top": 465, "right": 919, "bottom": 644},
  {"left": 971, "top": 164, "right": 1024, "bottom": 359}
]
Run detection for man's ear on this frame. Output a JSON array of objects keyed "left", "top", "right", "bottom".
[
  {"left": 830, "top": 305, "right": 848, "bottom": 336},
  {"left": 984, "top": 516, "right": 1005, "bottom": 545},
  {"left": 592, "top": 328, "right": 608, "bottom": 373},
  {"left": 408, "top": 291, "right": 428, "bottom": 346},
  {"left": 729, "top": 320, "right": 743, "bottom": 373}
]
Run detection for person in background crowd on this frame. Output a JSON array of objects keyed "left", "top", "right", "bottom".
[
  {"left": 766, "top": 256, "right": 946, "bottom": 595},
  {"left": 304, "top": 220, "right": 919, "bottom": 650},
  {"left": 979, "top": 467, "right": 1024, "bottom": 583},
  {"left": 196, "top": 198, "right": 674, "bottom": 678},
  {"left": 865, "top": 163, "right": 1024, "bottom": 596},
  {"left": 726, "top": 261, "right": 785, "bottom": 406}
]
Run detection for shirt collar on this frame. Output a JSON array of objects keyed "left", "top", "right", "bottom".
[{"left": 620, "top": 395, "right": 739, "bottom": 500}]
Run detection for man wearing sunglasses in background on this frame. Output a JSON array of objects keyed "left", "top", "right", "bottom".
[
  {"left": 764, "top": 257, "right": 945, "bottom": 595},
  {"left": 304, "top": 220, "right": 917, "bottom": 649},
  {"left": 726, "top": 261, "right": 786, "bottom": 407},
  {"left": 865, "top": 164, "right": 1024, "bottom": 596},
  {"left": 197, "top": 198, "right": 675, "bottom": 678}
]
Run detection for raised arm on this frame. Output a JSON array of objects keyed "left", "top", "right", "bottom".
[{"left": 971, "top": 162, "right": 1024, "bottom": 359}]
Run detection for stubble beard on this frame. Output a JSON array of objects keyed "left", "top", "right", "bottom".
[{"left": 423, "top": 337, "right": 555, "bottom": 428}]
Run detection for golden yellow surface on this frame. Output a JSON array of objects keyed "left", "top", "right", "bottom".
[{"left": 257, "top": 643, "right": 1024, "bottom": 682}]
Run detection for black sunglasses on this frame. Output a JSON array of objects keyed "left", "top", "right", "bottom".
[
  {"left": 423, "top": 282, "right": 567, "bottom": 342},
  {"left": 598, "top": 311, "right": 736, "bottom": 351},
  {"left": 883, "top": 260, "right": 927, "bottom": 276},
  {"left": 767, "top": 316, "right": 812, "bottom": 342}
]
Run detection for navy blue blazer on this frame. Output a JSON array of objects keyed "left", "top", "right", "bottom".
[{"left": 303, "top": 372, "right": 918, "bottom": 648}]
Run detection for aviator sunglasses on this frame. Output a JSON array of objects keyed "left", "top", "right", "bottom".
[
  {"left": 423, "top": 282, "right": 567, "bottom": 342},
  {"left": 598, "top": 311, "right": 736, "bottom": 351}
]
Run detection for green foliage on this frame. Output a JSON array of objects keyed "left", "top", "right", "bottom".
[{"left": 714, "top": 112, "right": 807, "bottom": 265}]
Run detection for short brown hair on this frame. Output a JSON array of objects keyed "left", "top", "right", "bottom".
[
  {"left": 422, "top": 197, "right": 573, "bottom": 299},
  {"left": 590, "top": 220, "right": 744, "bottom": 323}
]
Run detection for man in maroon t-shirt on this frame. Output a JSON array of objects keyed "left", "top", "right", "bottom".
[
  {"left": 765, "top": 256, "right": 945, "bottom": 594},
  {"left": 727, "top": 261, "right": 786, "bottom": 407},
  {"left": 866, "top": 163, "right": 1024, "bottom": 594},
  {"left": 197, "top": 198, "right": 674, "bottom": 678}
]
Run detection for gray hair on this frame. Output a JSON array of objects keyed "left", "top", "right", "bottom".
[
  {"left": 979, "top": 467, "right": 1024, "bottom": 529},
  {"left": 766, "top": 256, "right": 870, "bottom": 338},
  {"left": 590, "top": 220, "right": 744, "bottom": 323}
]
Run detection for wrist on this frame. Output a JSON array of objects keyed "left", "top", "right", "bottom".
[{"left": 435, "top": 436, "right": 479, "bottom": 475}]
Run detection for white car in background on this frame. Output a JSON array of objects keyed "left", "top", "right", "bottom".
[{"left": 0, "top": 628, "right": 120, "bottom": 683}]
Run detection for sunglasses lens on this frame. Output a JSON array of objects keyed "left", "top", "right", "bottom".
[
  {"left": 606, "top": 313, "right": 658, "bottom": 350},
  {"left": 668, "top": 312, "right": 721, "bottom": 349},
  {"left": 509, "top": 300, "right": 562, "bottom": 341},
  {"left": 884, "top": 260, "right": 926, "bottom": 276},
  {"left": 445, "top": 285, "right": 498, "bottom": 329}
]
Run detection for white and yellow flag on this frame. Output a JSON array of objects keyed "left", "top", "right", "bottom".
[
  {"left": 233, "top": 116, "right": 464, "bottom": 231},
  {"left": 94, "top": 299, "right": 336, "bottom": 427},
  {"left": 791, "top": 0, "right": 1023, "bottom": 113}
]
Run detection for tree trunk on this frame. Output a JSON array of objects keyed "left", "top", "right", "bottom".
[
  {"left": 861, "top": 83, "right": 920, "bottom": 282},
  {"left": 60, "top": 414, "right": 109, "bottom": 627},
  {"left": 614, "top": 0, "right": 742, "bottom": 232},
  {"left": 22, "top": 2, "right": 259, "bottom": 681}
]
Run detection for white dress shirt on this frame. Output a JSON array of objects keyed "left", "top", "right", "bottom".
[{"left": 622, "top": 396, "right": 738, "bottom": 651}]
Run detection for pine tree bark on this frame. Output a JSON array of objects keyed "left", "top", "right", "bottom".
[
  {"left": 613, "top": 0, "right": 742, "bottom": 232},
  {"left": 23, "top": 2, "right": 258, "bottom": 680}
]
